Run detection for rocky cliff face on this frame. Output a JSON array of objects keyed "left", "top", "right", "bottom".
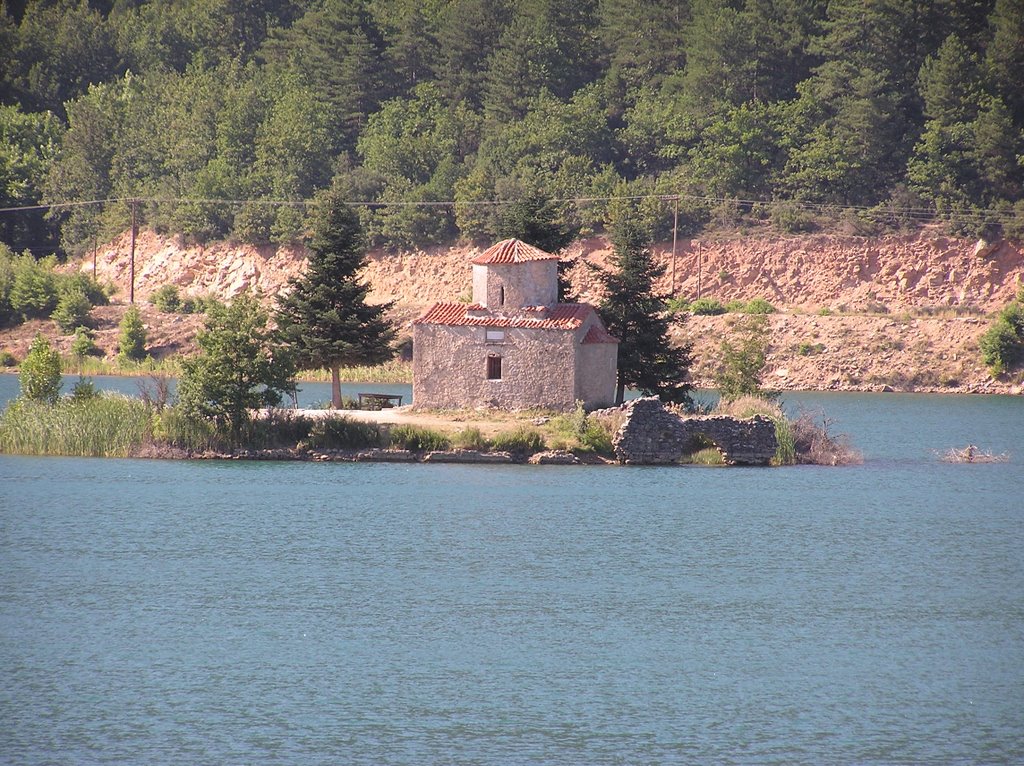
[
  {"left": 83, "top": 229, "right": 1022, "bottom": 315},
  {"left": 61, "top": 229, "right": 1023, "bottom": 394}
]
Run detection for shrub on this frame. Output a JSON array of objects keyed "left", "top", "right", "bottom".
[
  {"left": 18, "top": 334, "right": 61, "bottom": 403},
  {"left": 0, "top": 350, "right": 16, "bottom": 367},
  {"left": 304, "top": 415, "right": 381, "bottom": 450},
  {"left": 452, "top": 426, "right": 489, "bottom": 450},
  {"left": 797, "top": 341, "right": 825, "bottom": 356},
  {"left": 743, "top": 298, "right": 776, "bottom": 314},
  {"left": 489, "top": 426, "right": 545, "bottom": 454},
  {"left": 792, "top": 410, "right": 862, "bottom": 465},
  {"left": 60, "top": 273, "right": 108, "bottom": 307},
  {"left": 691, "top": 298, "right": 726, "bottom": 315},
  {"left": 979, "top": 301, "right": 1024, "bottom": 376},
  {"left": 665, "top": 296, "right": 691, "bottom": 314},
  {"left": 52, "top": 285, "right": 92, "bottom": 333},
  {"left": 770, "top": 201, "right": 816, "bottom": 233},
  {"left": 150, "top": 284, "right": 182, "bottom": 313},
  {"left": 725, "top": 299, "right": 747, "bottom": 312},
  {"left": 117, "top": 306, "right": 148, "bottom": 362},
  {"left": 71, "top": 326, "right": 101, "bottom": 357},
  {"left": 715, "top": 315, "right": 770, "bottom": 401},
  {"left": 10, "top": 255, "right": 58, "bottom": 319},
  {"left": 69, "top": 376, "right": 100, "bottom": 401},
  {"left": 548, "top": 401, "right": 615, "bottom": 454},
  {"left": 152, "top": 406, "right": 220, "bottom": 452},
  {"left": 387, "top": 424, "right": 451, "bottom": 451}
]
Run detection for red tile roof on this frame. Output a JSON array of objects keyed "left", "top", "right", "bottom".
[
  {"left": 415, "top": 302, "right": 601, "bottom": 331},
  {"left": 470, "top": 238, "right": 559, "bottom": 265}
]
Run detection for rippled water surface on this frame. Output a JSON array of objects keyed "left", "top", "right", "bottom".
[{"left": 2, "top": 389, "right": 1023, "bottom": 764}]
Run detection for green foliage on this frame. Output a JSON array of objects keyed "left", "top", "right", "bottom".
[
  {"left": 772, "top": 414, "right": 796, "bottom": 467},
  {"left": 387, "top": 424, "right": 451, "bottom": 451},
  {"left": 117, "top": 306, "right": 148, "bottom": 362},
  {"left": 770, "top": 201, "right": 817, "bottom": 234},
  {"left": 52, "top": 285, "right": 92, "bottom": 333},
  {"left": 0, "top": 350, "right": 17, "bottom": 367},
  {"left": 150, "top": 285, "right": 182, "bottom": 313},
  {"left": 18, "top": 334, "right": 62, "bottom": 403},
  {"left": 275, "top": 193, "right": 396, "bottom": 408},
  {"left": 9, "top": 254, "right": 58, "bottom": 321},
  {"left": 151, "top": 406, "right": 220, "bottom": 453},
  {"left": 743, "top": 298, "right": 777, "bottom": 315},
  {"left": 451, "top": 426, "right": 489, "bottom": 450},
  {"left": 0, "top": 395, "right": 152, "bottom": 458},
  {"left": 690, "top": 298, "right": 726, "bottom": 315},
  {"left": 597, "top": 206, "right": 693, "bottom": 406},
  {"left": 71, "top": 326, "right": 101, "bottom": 357},
  {"left": 715, "top": 315, "right": 771, "bottom": 402},
  {"left": 548, "top": 402, "right": 615, "bottom": 454},
  {"left": 489, "top": 426, "right": 545, "bottom": 454},
  {"left": 797, "top": 341, "right": 826, "bottom": 356},
  {"left": 178, "top": 294, "right": 296, "bottom": 442},
  {"left": 979, "top": 298, "right": 1024, "bottom": 376},
  {"left": 69, "top": 376, "right": 100, "bottom": 402},
  {"left": 304, "top": 416, "right": 382, "bottom": 450},
  {"left": 5, "top": 0, "right": 1023, "bottom": 254}
]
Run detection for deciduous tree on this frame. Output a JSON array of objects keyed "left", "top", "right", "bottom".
[{"left": 179, "top": 294, "right": 295, "bottom": 441}]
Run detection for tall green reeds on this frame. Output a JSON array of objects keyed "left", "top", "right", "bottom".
[{"left": 0, "top": 395, "right": 152, "bottom": 457}]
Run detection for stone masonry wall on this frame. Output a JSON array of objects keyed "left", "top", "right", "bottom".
[
  {"left": 613, "top": 397, "right": 779, "bottom": 465},
  {"left": 413, "top": 323, "right": 577, "bottom": 410}
]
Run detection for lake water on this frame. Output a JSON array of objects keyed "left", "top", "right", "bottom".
[{"left": 2, "top": 378, "right": 1023, "bottom": 764}]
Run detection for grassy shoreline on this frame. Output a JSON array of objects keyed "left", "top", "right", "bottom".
[{"left": 2, "top": 357, "right": 414, "bottom": 384}]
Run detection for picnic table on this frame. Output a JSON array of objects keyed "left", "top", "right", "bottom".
[{"left": 358, "top": 393, "right": 404, "bottom": 410}]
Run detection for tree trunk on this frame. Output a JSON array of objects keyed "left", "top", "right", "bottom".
[
  {"left": 615, "top": 380, "right": 625, "bottom": 406},
  {"left": 331, "top": 365, "right": 342, "bottom": 409}
]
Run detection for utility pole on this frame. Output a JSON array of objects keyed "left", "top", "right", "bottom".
[
  {"left": 129, "top": 199, "right": 137, "bottom": 305},
  {"left": 92, "top": 229, "right": 97, "bottom": 280},
  {"left": 671, "top": 196, "right": 679, "bottom": 294},
  {"left": 696, "top": 241, "right": 702, "bottom": 300}
]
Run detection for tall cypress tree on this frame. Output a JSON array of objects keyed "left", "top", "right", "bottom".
[
  {"left": 275, "top": 193, "right": 396, "bottom": 408},
  {"left": 596, "top": 213, "right": 692, "bottom": 407}
]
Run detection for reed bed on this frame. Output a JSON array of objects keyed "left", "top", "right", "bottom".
[{"left": 0, "top": 395, "right": 153, "bottom": 457}]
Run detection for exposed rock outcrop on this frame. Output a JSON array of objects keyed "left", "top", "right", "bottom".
[{"left": 613, "top": 397, "right": 778, "bottom": 465}]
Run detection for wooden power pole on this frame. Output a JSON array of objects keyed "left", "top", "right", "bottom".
[
  {"left": 671, "top": 196, "right": 679, "bottom": 294},
  {"left": 129, "top": 199, "right": 137, "bottom": 305}
]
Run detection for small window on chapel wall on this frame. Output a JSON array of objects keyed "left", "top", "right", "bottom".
[
  {"left": 487, "top": 354, "right": 502, "bottom": 380},
  {"left": 485, "top": 329, "right": 505, "bottom": 343}
]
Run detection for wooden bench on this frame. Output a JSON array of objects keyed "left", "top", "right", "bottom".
[{"left": 358, "top": 393, "right": 404, "bottom": 410}]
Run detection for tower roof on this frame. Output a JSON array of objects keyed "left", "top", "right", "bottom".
[{"left": 470, "top": 238, "right": 560, "bottom": 265}]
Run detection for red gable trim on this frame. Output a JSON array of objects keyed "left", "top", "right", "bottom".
[
  {"left": 582, "top": 325, "right": 618, "bottom": 344},
  {"left": 470, "top": 238, "right": 559, "bottom": 265}
]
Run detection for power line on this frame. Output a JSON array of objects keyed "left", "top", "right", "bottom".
[{"left": 0, "top": 193, "right": 1019, "bottom": 222}]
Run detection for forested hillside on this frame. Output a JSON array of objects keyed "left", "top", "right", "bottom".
[{"left": 2, "top": 0, "right": 1022, "bottom": 260}]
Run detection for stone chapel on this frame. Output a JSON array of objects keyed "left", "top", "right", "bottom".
[{"left": 412, "top": 239, "right": 618, "bottom": 410}]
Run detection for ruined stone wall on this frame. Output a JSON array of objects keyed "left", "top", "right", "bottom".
[
  {"left": 613, "top": 397, "right": 778, "bottom": 465},
  {"left": 413, "top": 324, "right": 577, "bottom": 410}
]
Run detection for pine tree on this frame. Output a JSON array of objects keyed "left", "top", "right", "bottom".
[
  {"left": 117, "top": 305, "right": 147, "bottom": 362},
  {"left": 275, "top": 193, "right": 396, "bottom": 408},
  {"left": 596, "top": 212, "right": 692, "bottom": 406}
]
